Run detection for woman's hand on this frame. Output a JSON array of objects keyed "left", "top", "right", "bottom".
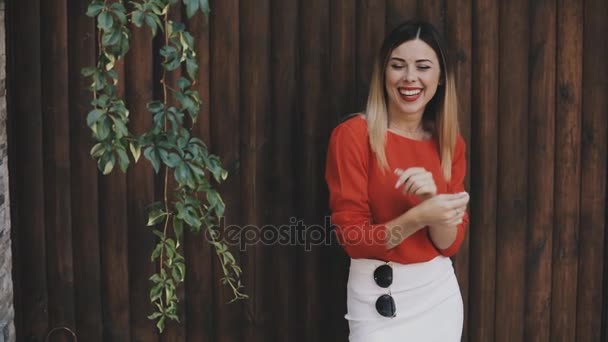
[
  {"left": 410, "top": 192, "right": 469, "bottom": 227},
  {"left": 394, "top": 167, "right": 437, "bottom": 200}
]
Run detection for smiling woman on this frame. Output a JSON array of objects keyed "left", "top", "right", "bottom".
[{"left": 325, "top": 20, "right": 468, "bottom": 342}]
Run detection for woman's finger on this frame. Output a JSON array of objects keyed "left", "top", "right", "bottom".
[
  {"left": 403, "top": 172, "right": 433, "bottom": 193},
  {"left": 395, "top": 168, "right": 425, "bottom": 189}
]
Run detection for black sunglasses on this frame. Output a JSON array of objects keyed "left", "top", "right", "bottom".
[{"left": 374, "top": 264, "right": 396, "bottom": 318}]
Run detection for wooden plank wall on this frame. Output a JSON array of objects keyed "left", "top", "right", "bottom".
[{"left": 7, "top": 0, "right": 608, "bottom": 341}]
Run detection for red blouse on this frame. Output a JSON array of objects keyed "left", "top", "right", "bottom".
[{"left": 325, "top": 115, "right": 468, "bottom": 263}]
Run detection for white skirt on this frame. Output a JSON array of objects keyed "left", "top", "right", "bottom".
[{"left": 346, "top": 256, "right": 463, "bottom": 342}]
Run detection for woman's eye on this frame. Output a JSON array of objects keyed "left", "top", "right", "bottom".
[
  {"left": 391, "top": 65, "right": 404, "bottom": 69},
  {"left": 417, "top": 65, "right": 431, "bottom": 70}
]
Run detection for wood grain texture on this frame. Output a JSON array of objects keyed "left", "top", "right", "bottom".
[
  {"left": 40, "top": 0, "right": 76, "bottom": 340},
  {"left": 209, "top": 1, "right": 244, "bottom": 341},
  {"left": 7, "top": 0, "right": 49, "bottom": 339},
  {"left": 551, "top": 0, "right": 583, "bottom": 341},
  {"left": 297, "top": 0, "right": 330, "bottom": 341},
  {"left": 184, "top": 8, "right": 214, "bottom": 342},
  {"left": 576, "top": 1, "right": 608, "bottom": 341},
  {"left": 67, "top": 0, "right": 103, "bottom": 340},
  {"left": 417, "top": 0, "right": 444, "bottom": 33},
  {"left": 386, "top": 0, "right": 417, "bottom": 32},
  {"left": 270, "top": 0, "right": 299, "bottom": 340},
  {"left": 240, "top": 0, "right": 272, "bottom": 341},
  {"left": 469, "top": 0, "right": 498, "bottom": 341},
  {"left": 494, "top": 0, "right": 529, "bottom": 341},
  {"left": 356, "top": 0, "right": 385, "bottom": 109},
  {"left": 525, "top": 1, "right": 556, "bottom": 341}
]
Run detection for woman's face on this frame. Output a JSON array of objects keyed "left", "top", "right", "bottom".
[{"left": 384, "top": 39, "right": 441, "bottom": 118}]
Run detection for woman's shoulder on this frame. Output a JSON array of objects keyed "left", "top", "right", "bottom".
[{"left": 333, "top": 113, "right": 368, "bottom": 137}]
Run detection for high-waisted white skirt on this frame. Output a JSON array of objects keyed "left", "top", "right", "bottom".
[{"left": 346, "top": 256, "right": 463, "bottom": 342}]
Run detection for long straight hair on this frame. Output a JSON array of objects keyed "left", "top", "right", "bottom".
[{"left": 365, "top": 20, "right": 459, "bottom": 181}]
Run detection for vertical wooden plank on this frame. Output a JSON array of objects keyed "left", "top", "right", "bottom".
[
  {"left": 297, "top": 1, "right": 330, "bottom": 341},
  {"left": 495, "top": 0, "right": 528, "bottom": 340},
  {"left": 240, "top": 1, "right": 271, "bottom": 341},
  {"left": 99, "top": 59, "right": 131, "bottom": 342},
  {"left": 444, "top": 1, "right": 471, "bottom": 340},
  {"left": 40, "top": 0, "right": 76, "bottom": 340},
  {"left": 469, "top": 0, "right": 498, "bottom": 341},
  {"left": 356, "top": 0, "right": 385, "bottom": 109},
  {"left": 386, "top": 0, "right": 417, "bottom": 32},
  {"left": 7, "top": 0, "right": 49, "bottom": 339},
  {"left": 326, "top": 1, "right": 357, "bottom": 341},
  {"left": 67, "top": 0, "right": 103, "bottom": 340},
  {"left": 125, "top": 14, "right": 158, "bottom": 342},
  {"left": 209, "top": 0, "right": 244, "bottom": 341},
  {"left": 551, "top": 1, "right": 583, "bottom": 341},
  {"left": 417, "top": 0, "right": 444, "bottom": 33},
  {"left": 524, "top": 0, "right": 556, "bottom": 341},
  {"left": 576, "top": 0, "right": 608, "bottom": 340},
  {"left": 184, "top": 9, "right": 214, "bottom": 342},
  {"left": 270, "top": 0, "right": 299, "bottom": 340}
]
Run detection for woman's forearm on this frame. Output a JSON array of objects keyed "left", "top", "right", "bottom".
[
  {"left": 385, "top": 209, "right": 426, "bottom": 249},
  {"left": 428, "top": 225, "right": 458, "bottom": 250}
]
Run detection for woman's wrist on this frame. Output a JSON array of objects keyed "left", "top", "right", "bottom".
[
  {"left": 428, "top": 225, "right": 458, "bottom": 250},
  {"left": 385, "top": 207, "right": 426, "bottom": 249}
]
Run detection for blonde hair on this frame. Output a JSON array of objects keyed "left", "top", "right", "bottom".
[{"left": 365, "top": 21, "right": 459, "bottom": 181}]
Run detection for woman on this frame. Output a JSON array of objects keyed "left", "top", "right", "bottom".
[{"left": 325, "top": 20, "right": 470, "bottom": 341}]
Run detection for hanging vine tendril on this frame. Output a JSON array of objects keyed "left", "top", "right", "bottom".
[{"left": 83, "top": 0, "right": 247, "bottom": 332}]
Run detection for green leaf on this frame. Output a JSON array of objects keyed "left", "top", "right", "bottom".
[
  {"left": 110, "top": 2, "right": 127, "bottom": 12},
  {"left": 90, "top": 143, "right": 105, "bottom": 158},
  {"left": 87, "top": 109, "right": 105, "bottom": 127},
  {"left": 145, "top": 14, "right": 159, "bottom": 36},
  {"left": 151, "top": 243, "right": 162, "bottom": 261},
  {"left": 147, "top": 312, "right": 163, "bottom": 320},
  {"left": 174, "top": 162, "right": 193, "bottom": 187},
  {"left": 86, "top": 2, "right": 105, "bottom": 17},
  {"left": 98, "top": 11, "right": 114, "bottom": 30},
  {"left": 132, "top": 10, "right": 145, "bottom": 27},
  {"left": 160, "top": 151, "right": 181, "bottom": 168},
  {"left": 102, "top": 29, "right": 121, "bottom": 46},
  {"left": 117, "top": 148, "right": 130, "bottom": 173},
  {"left": 184, "top": 0, "right": 199, "bottom": 18},
  {"left": 156, "top": 316, "right": 166, "bottom": 333},
  {"left": 81, "top": 67, "right": 97, "bottom": 77},
  {"left": 100, "top": 153, "right": 116, "bottom": 175},
  {"left": 112, "top": 8, "right": 127, "bottom": 25},
  {"left": 144, "top": 146, "right": 162, "bottom": 173},
  {"left": 110, "top": 115, "right": 129, "bottom": 138},
  {"left": 200, "top": 0, "right": 210, "bottom": 16},
  {"left": 96, "top": 117, "right": 112, "bottom": 140},
  {"left": 186, "top": 58, "right": 198, "bottom": 80},
  {"left": 173, "top": 216, "right": 184, "bottom": 242},
  {"left": 130, "top": 142, "right": 142, "bottom": 163},
  {"left": 147, "top": 209, "right": 166, "bottom": 226},
  {"left": 177, "top": 77, "right": 191, "bottom": 91},
  {"left": 147, "top": 100, "right": 165, "bottom": 113}
]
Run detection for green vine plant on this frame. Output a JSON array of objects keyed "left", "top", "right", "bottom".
[{"left": 83, "top": 0, "right": 247, "bottom": 332}]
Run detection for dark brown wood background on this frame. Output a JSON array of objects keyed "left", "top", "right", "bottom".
[{"left": 6, "top": 0, "right": 608, "bottom": 341}]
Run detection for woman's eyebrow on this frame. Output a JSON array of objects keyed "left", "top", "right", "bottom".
[{"left": 389, "top": 57, "right": 434, "bottom": 64}]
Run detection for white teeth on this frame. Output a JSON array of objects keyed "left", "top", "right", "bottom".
[{"left": 399, "top": 88, "right": 421, "bottom": 96}]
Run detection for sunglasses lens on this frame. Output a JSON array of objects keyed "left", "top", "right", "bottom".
[
  {"left": 374, "top": 264, "right": 393, "bottom": 288},
  {"left": 375, "top": 294, "right": 396, "bottom": 318}
]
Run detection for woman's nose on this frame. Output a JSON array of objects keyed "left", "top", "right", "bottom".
[{"left": 402, "top": 69, "right": 416, "bottom": 82}]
